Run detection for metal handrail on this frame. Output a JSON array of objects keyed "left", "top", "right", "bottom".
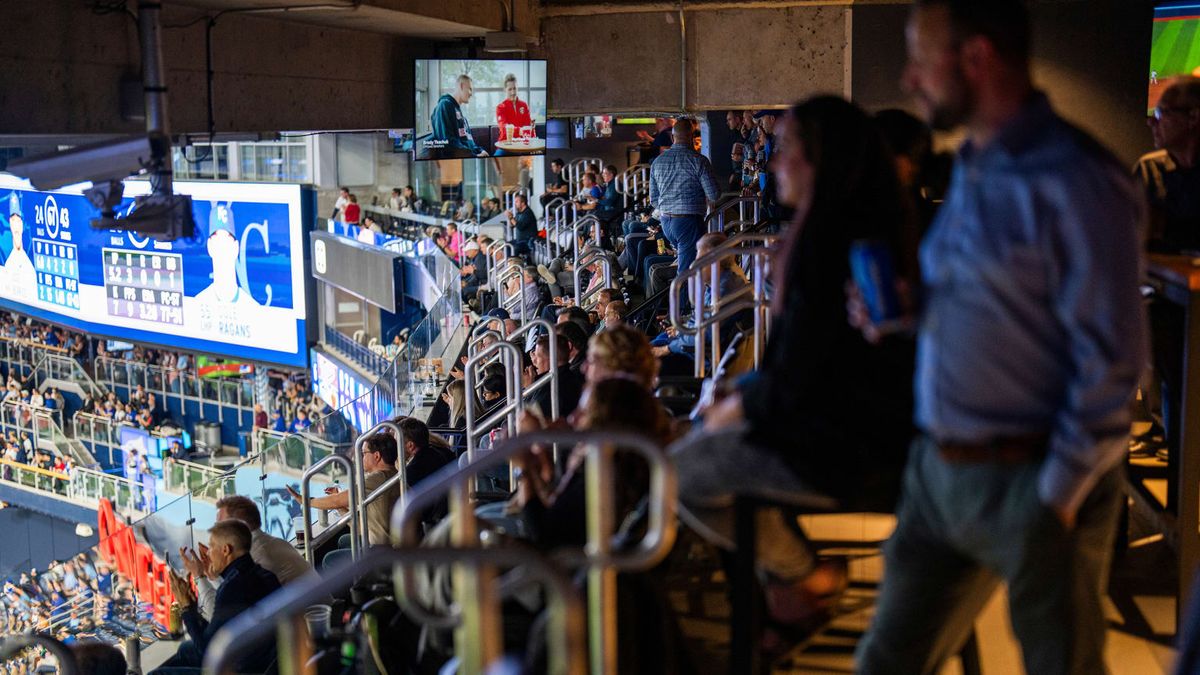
[
  {"left": 574, "top": 247, "right": 614, "bottom": 310},
  {"left": 350, "top": 420, "right": 404, "bottom": 555},
  {"left": 464, "top": 341, "right": 524, "bottom": 464},
  {"left": 619, "top": 164, "right": 651, "bottom": 208},
  {"left": 203, "top": 546, "right": 586, "bottom": 675},
  {"left": 703, "top": 195, "right": 762, "bottom": 233},
  {"left": 668, "top": 233, "right": 777, "bottom": 377},
  {"left": 300, "top": 453, "right": 358, "bottom": 564},
  {"left": 571, "top": 214, "right": 603, "bottom": 270},
  {"left": 391, "top": 430, "right": 678, "bottom": 675},
  {"left": 496, "top": 263, "right": 530, "bottom": 324}
]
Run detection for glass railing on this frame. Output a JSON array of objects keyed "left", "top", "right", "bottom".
[
  {"left": 162, "top": 457, "right": 236, "bottom": 502},
  {"left": 0, "top": 400, "right": 96, "bottom": 468},
  {"left": 94, "top": 355, "right": 257, "bottom": 416},
  {"left": 0, "top": 238, "right": 470, "bottom": 670},
  {"left": 67, "top": 465, "right": 150, "bottom": 514},
  {"left": 0, "top": 458, "right": 70, "bottom": 495}
]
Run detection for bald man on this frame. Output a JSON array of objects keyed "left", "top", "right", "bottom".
[{"left": 1138, "top": 76, "right": 1200, "bottom": 253}]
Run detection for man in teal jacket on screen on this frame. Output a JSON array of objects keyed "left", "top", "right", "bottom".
[{"left": 430, "top": 74, "right": 487, "bottom": 157}]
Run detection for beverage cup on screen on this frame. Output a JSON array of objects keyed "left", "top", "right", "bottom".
[
  {"left": 505, "top": 123, "right": 515, "bottom": 141},
  {"left": 521, "top": 126, "right": 533, "bottom": 143}
]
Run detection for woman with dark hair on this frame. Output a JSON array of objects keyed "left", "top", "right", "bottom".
[{"left": 671, "top": 96, "right": 919, "bottom": 640}]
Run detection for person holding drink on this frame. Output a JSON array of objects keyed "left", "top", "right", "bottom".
[{"left": 495, "top": 72, "right": 534, "bottom": 155}]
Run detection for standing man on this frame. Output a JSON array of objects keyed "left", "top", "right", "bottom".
[
  {"left": 430, "top": 74, "right": 487, "bottom": 158},
  {"left": 856, "top": 2, "right": 1147, "bottom": 674},
  {"left": 331, "top": 186, "right": 349, "bottom": 222},
  {"left": 504, "top": 192, "right": 539, "bottom": 256},
  {"left": 649, "top": 118, "right": 721, "bottom": 274}
]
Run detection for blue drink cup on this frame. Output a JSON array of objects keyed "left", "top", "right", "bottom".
[{"left": 849, "top": 240, "right": 903, "bottom": 324}]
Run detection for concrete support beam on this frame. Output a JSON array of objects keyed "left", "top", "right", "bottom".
[
  {"left": 542, "top": 4, "right": 849, "bottom": 114},
  {"left": 0, "top": 1, "right": 435, "bottom": 135}
]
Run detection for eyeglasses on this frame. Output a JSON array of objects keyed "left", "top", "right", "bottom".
[{"left": 1153, "top": 105, "right": 1196, "bottom": 121}]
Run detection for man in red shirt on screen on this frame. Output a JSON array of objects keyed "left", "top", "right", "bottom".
[{"left": 495, "top": 72, "right": 532, "bottom": 144}]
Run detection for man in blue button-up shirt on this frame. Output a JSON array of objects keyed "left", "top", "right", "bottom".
[
  {"left": 857, "top": 2, "right": 1147, "bottom": 674},
  {"left": 649, "top": 118, "right": 721, "bottom": 273}
]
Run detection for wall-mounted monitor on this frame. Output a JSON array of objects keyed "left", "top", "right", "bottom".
[
  {"left": 0, "top": 176, "right": 313, "bottom": 367},
  {"left": 413, "top": 59, "right": 548, "bottom": 161},
  {"left": 1150, "top": 2, "right": 1200, "bottom": 114}
]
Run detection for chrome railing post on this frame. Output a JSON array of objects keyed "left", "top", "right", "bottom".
[{"left": 300, "top": 454, "right": 357, "bottom": 565}]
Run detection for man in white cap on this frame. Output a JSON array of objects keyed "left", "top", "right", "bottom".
[
  {"left": 459, "top": 239, "right": 488, "bottom": 300},
  {"left": 195, "top": 202, "right": 259, "bottom": 307}
]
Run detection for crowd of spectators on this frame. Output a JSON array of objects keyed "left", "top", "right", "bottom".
[{"left": 0, "top": 553, "right": 154, "bottom": 673}]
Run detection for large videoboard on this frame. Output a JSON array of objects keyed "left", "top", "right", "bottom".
[
  {"left": 0, "top": 176, "right": 312, "bottom": 367},
  {"left": 1150, "top": 1, "right": 1200, "bottom": 114}
]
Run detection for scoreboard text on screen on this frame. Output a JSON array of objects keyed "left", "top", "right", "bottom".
[
  {"left": 33, "top": 239, "right": 80, "bottom": 310},
  {"left": 102, "top": 248, "right": 185, "bottom": 326}
]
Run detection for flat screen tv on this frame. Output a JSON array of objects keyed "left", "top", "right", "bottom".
[
  {"left": 412, "top": 59, "right": 548, "bottom": 161},
  {"left": 1149, "top": 1, "right": 1200, "bottom": 114}
]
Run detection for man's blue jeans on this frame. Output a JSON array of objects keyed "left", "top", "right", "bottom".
[{"left": 660, "top": 214, "right": 704, "bottom": 274}]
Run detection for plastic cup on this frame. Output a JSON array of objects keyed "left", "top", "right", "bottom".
[
  {"left": 505, "top": 123, "right": 514, "bottom": 141},
  {"left": 305, "top": 604, "right": 331, "bottom": 641}
]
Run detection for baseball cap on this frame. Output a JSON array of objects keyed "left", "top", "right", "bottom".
[
  {"left": 753, "top": 109, "right": 782, "bottom": 119},
  {"left": 484, "top": 308, "right": 510, "bottom": 320},
  {"left": 464, "top": 239, "right": 480, "bottom": 252},
  {"left": 209, "top": 203, "right": 236, "bottom": 238}
]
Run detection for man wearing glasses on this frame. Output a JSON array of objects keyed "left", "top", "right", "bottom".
[
  {"left": 1137, "top": 77, "right": 1200, "bottom": 477},
  {"left": 1138, "top": 76, "right": 1200, "bottom": 253}
]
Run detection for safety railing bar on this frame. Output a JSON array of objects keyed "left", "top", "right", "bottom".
[
  {"left": 300, "top": 454, "right": 358, "bottom": 565},
  {"left": 394, "top": 430, "right": 676, "bottom": 561},
  {"left": 464, "top": 341, "right": 525, "bottom": 463},
  {"left": 351, "top": 421, "right": 404, "bottom": 556},
  {"left": 204, "top": 545, "right": 586, "bottom": 675}
]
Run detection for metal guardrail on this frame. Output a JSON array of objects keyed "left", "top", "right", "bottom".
[
  {"left": 618, "top": 163, "right": 651, "bottom": 209},
  {"left": 251, "top": 427, "right": 343, "bottom": 472},
  {"left": 566, "top": 157, "right": 602, "bottom": 198},
  {"left": 204, "top": 546, "right": 586, "bottom": 675},
  {"left": 162, "top": 457, "right": 234, "bottom": 501},
  {"left": 300, "top": 453, "right": 358, "bottom": 565},
  {"left": 0, "top": 457, "right": 69, "bottom": 494},
  {"left": 704, "top": 195, "right": 761, "bottom": 233},
  {"left": 391, "top": 429, "right": 677, "bottom": 675},
  {"left": 574, "top": 246, "right": 614, "bottom": 311},
  {"left": 67, "top": 465, "right": 148, "bottom": 514},
  {"left": 323, "top": 324, "right": 391, "bottom": 376},
  {"left": 94, "top": 355, "right": 255, "bottom": 430},
  {"left": 669, "top": 233, "right": 777, "bottom": 378}
]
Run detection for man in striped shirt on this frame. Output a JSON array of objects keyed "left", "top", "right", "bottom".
[{"left": 649, "top": 118, "right": 721, "bottom": 274}]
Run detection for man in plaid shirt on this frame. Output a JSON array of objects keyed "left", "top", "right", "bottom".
[{"left": 649, "top": 118, "right": 721, "bottom": 273}]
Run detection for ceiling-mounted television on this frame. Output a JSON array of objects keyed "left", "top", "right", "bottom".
[
  {"left": 412, "top": 59, "right": 548, "bottom": 161},
  {"left": 1149, "top": 1, "right": 1200, "bottom": 114}
]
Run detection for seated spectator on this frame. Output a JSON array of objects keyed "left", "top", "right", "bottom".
[
  {"left": 290, "top": 408, "right": 311, "bottom": 433},
  {"left": 460, "top": 240, "right": 489, "bottom": 300},
  {"left": 575, "top": 172, "right": 603, "bottom": 207},
  {"left": 512, "top": 376, "right": 675, "bottom": 549},
  {"left": 157, "top": 519, "right": 281, "bottom": 674},
  {"left": 671, "top": 97, "right": 917, "bottom": 640},
  {"left": 540, "top": 158, "right": 570, "bottom": 207},
  {"left": 602, "top": 300, "right": 628, "bottom": 330},
  {"left": 523, "top": 332, "right": 584, "bottom": 420},
  {"left": 182, "top": 495, "right": 315, "bottom": 620},
  {"left": 252, "top": 403, "right": 268, "bottom": 429},
  {"left": 71, "top": 641, "right": 127, "bottom": 675},
  {"left": 503, "top": 193, "right": 539, "bottom": 255},
  {"left": 595, "top": 164, "right": 624, "bottom": 231},
  {"left": 441, "top": 380, "right": 468, "bottom": 431},
  {"left": 555, "top": 306, "right": 592, "bottom": 334},
  {"left": 584, "top": 324, "right": 658, "bottom": 389},
  {"left": 555, "top": 321, "right": 590, "bottom": 376},
  {"left": 651, "top": 232, "right": 751, "bottom": 362},
  {"left": 270, "top": 409, "right": 286, "bottom": 433}
]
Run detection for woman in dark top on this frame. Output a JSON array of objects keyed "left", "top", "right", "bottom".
[
  {"left": 671, "top": 96, "right": 919, "bottom": 629},
  {"left": 515, "top": 377, "right": 675, "bottom": 549}
]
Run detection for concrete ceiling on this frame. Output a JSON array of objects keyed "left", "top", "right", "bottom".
[{"left": 165, "top": 0, "right": 503, "bottom": 38}]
